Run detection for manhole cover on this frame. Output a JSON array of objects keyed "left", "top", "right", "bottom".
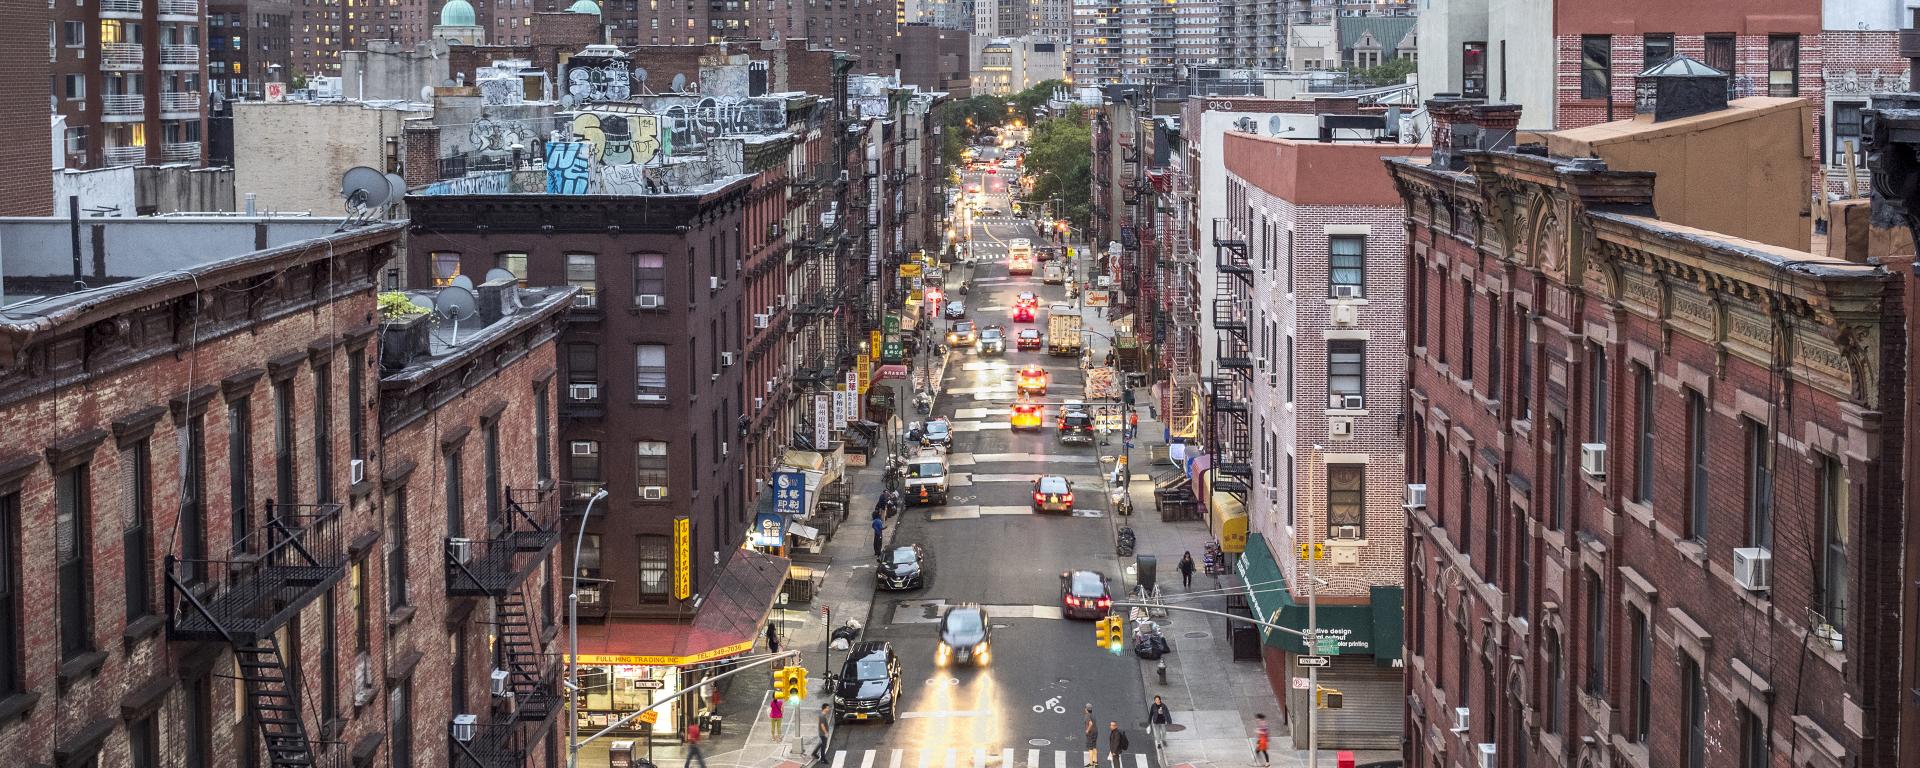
[
  {"left": 1183, "top": 631, "right": 1211, "bottom": 639},
  {"left": 1028, "top": 739, "right": 1052, "bottom": 748},
  {"left": 1165, "top": 724, "right": 1188, "bottom": 733}
]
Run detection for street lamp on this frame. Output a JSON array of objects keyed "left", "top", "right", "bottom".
[{"left": 567, "top": 487, "right": 611, "bottom": 768}]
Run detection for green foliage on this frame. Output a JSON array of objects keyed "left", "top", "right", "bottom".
[
  {"left": 1010, "top": 79, "right": 1067, "bottom": 119},
  {"left": 378, "top": 292, "right": 428, "bottom": 320},
  {"left": 1019, "top": 115, "right": 1093, "bottom": 229},
  {"left": 1350, "top": 57, "right": 1417, "bottom": 87}
]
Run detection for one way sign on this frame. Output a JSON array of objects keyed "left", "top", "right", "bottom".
[{"left": 1296, "top": 656, "right": 1331, "bottom": 668}]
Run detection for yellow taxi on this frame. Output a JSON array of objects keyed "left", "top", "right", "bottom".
[
  {"left": 1016, "top": 365, "right": 1050, "bottom": 396},
  {"left": 1010, "top": 401, "right": 1044, "bottom": 429}
]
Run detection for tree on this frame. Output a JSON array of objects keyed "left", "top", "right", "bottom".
[
  {"left": 1018, "top": 114, "right": 1093, "bottom": 230},
  {"left": 1011, "top": 79, "right": 1067, "bottom": 121},
  {"left": 1350, "top": 57, "right": 1417, "bottom": 87}
]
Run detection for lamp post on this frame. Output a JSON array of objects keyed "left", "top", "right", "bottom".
[{"left": 567, "top": 487, "right": 611, "bottom": 768}]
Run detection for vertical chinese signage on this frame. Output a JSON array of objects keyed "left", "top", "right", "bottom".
[
  {"left": 672, "top": 516, "right": 692, "bottom": 600},
  {"left": 813, "top": 393, "right": 832, "bottom": 447},
  {"left": 832, "top": 384, "right": 849, "bottom": 429},
  {"left": 856, "top": 353, "right": 873, "bottom": 394},
  {"left": 845, "top": 370, "right": 861, "bottom": 421}
]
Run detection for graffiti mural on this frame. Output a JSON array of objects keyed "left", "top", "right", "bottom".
[
  {"left": 600, "top": 163, "right": 654, "bottom": 195},
  {"left": 569, "top": 112, "right": 662, "bottom": 166},
  {"left": 545, "top": 141, "right": 593, "bottom": 194},
  {"left": 568, "top": 59, "right": 634, "bottom": 103},
  {"left": 419, "top": 171, "right": 514, "bottom": 196},
  {"left": 656, "top": 96, "right": 785, "bottom": 152},
  {"left": 468, "top": 118, "right": 541, "bottom": 156}
]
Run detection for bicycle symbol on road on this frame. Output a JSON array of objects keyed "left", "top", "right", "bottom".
[{"left": 1032, "top": 696, "right": 1066, "bottom": 714}]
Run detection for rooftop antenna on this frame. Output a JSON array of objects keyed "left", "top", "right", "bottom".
[{"left": 434, "top": 284, "right": 479, "bottom": 344}]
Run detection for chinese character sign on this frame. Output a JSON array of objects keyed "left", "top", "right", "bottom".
[
  {"left": 772, "top": 471, "right": 807, "bottom": 519},
  {"left": 672, "top": 516, "right": 692, "bottom": 600}
]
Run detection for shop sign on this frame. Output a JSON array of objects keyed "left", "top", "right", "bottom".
[
  {"left": 856, "top": 354, "right": 872, "bottom": 393},
  {"left": 771, "top": 471, "right": 807, "bottom": 518},
  {"left": 846, "top": 371, "right": 861, "bottom": 420},
  {"left": 899, "top": 262, "right": 923, "bottom": 278},
  {"left": 871, "top": 330, "right": 883, "bottom": 352},
  {"left": 882, "top": 340, "right": 905, "bottom": 363},
  {"left": 813, "top": 394, "right": 831, "bottom": 447},
  {"left": 576, "top": 640, "right": 756, "bottom": 667},
  {"left": 884, "top": 313, "right": 901, "bottom": 334},
  {"left": 832, "top": 385, "right": 849, "bottom": 429},
  {"left": 1086, "top": 290, "right": 1111, "bottom": 307},
  {"left": 672, "top": 516, "right": 692, "bottom": 600}
]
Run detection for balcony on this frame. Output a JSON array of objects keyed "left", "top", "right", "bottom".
[
  {"left": 162, "top": 142, "right": 201, "bottom": 162},
  {"left": 101, "top": 43, "right": 144, "bottom": 69},
  {"left": 104, "top": 146, "right": 147, "bottom": 166},
  {"left": 159, "top": 0, "right": 201, "bottom": 17},
  {"left": 160, "top": 45, "right": 198, "bottom": 67},
  {"left": 445, "top": 487, "right": 562, "bottom": 598},
  {"left": 166, "top": 502, "right": 349, "bottom": 644},
  {"left": 102, "top": 94, "right": 145, "bottom": 117},
  {"left": 160, "top": 91, "right": 200, "bottom": 114},
  {"left": 99, "top": 0, "right": 142, "bottom": 16}
]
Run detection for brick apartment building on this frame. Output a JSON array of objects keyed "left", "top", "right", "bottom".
[
  {"left": 290, "top": 0, "right": 435, "bottom": 76},
  {"left": 208, "top": 0, "right": 297, "bottom": 99},
  {"left": 0, "top": 0, "right": 52, "bottom": 214},
  {"left": 1388, "top": 90, "right": 1909, "bottom": 768},
  {"left": 49, "top": 0, "right": 208, "bottom": 169},
  {"left": 1213, "top": 130, "right": 1425, "bottom": 749},
  {"left": 584, "top": 0, "right": 900, "bottom": 73}
]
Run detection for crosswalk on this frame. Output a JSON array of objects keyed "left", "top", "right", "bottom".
[{"left": 825, "top": 747, "right": 1153, "bottom": 768}]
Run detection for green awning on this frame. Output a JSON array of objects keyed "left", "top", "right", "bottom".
[{"left": 1236, "top": 533, "right": 1404, "bottom": 666}]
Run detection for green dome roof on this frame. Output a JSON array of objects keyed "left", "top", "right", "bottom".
[
  {"left": 567, "top": 0, "right": 602, "bottom": 14},
  {"left": 438, "top": 0, "right": 476, "bottom": 26}
]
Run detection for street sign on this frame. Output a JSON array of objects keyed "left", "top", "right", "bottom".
[
  {"left": 1314, "top": 636, "right": 1340, "bottom": 655},
  {"left": 1297, "top": 656, "right": 1331, "bottom": 668},
  {"left": 637, "top": 710, "right": 659, "bottom": 725}
]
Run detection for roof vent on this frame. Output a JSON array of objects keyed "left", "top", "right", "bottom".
[{"left": 1633, "top": 56, "right": 1729, "bottom": 122}]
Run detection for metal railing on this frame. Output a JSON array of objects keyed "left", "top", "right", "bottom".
[
  {"left": 166, "top": 503, "right": 348, "bottom": 644},
  {"left": 100, "top": 0, "right": 143, "bottom": 14},
  {"left": 162, "top": 142, "right": 201, "bottom": 162},
  {"left": 446, "top": 488, "right": 561, "bottom": 597},
  {"left": 160, "top": 45, "right": 198, "bottom": 66},
  {"left": 160, "top": 91, "right": 200, "bottom": 112},
  {"left": 104, "top": 146, "right": 146, "bottom": 166},
  {"left": 101, "top": 43, "right": 143, "bottom": 68},
  {"left": 102, "top": 94, "right": 144, "bottom": 116},
  {"left": 159, "top": 0, "right": 200, "bottom": 14}
]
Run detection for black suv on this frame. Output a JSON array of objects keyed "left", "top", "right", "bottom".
[{"left": 833, "top": 642, "right": 903, "bottom": 723}]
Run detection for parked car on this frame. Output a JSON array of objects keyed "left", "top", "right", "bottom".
[
  {"left": 832, "top": 642, "right": 903, "bottom": 722},
  {"left": 1032, "top": 475, "right": 1074, "bottom": 513},
  {"left": 878, "top": 544, "right": 928, "bottom": 590},
  {"left": 919, "top": 417, "right": 952, "bottom": 449},
  {"left": 1060, "top": 570, "right": 1112, "bottom": 619},
  {"left": 937, "top": 605, "right": 992, "bottom": 667}
]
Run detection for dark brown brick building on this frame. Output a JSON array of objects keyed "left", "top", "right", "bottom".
[
  {"left": 0, "top": 0, "right": 52, "bottom": 214},
  {"left": 1390, "top": 98, "right": 1909, "bottom": 768},
  {"left": 49, "top": 0, "right": 208, "bottom": 169}
]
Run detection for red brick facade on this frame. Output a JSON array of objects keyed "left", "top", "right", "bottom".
[
  {"left": 1389, "top": 139, "right": 1907, "bottom": 768},
  {"left": 0, "top": 0, "right": 52, "bottom": 214}
]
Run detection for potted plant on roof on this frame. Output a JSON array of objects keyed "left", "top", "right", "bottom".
[{"left": 378, "top": 292, "right": 431, "bottom": 370}]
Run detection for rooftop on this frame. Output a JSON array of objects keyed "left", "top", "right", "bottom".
[{"left": 379, "top": 282, "right": 576, "bottom": 379}]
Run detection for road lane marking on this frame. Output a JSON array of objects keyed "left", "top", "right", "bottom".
[
  {"left": 1002, "top": 748, "right": 1015, "bottom": 768},
  {"left": 970, "top": 473, "right": 1103, "bottom": 484},
  {"left": 919, "top": 748, "right": 934, "bottom": 768},
  {"left": 832, "top": 751, "right": 848, "bottom": 768},
  {"left": 975, "top": 748, "right": 988, "bottom": 768},
  {"left": 861, "top": 750, "right": 877, "bottom": 768},
  {"left": 898, "top": 710, "right": 992, "bottom": 719},
  {"left": 1029, "top": 749, "right": 1041, "bottom": 768},
  {"left": 970, "top": 453, "right": 1099, "bottom": 464},
  {"left": 892, "top": 750, "right": 904, "bottom": 768},
  {"left": 928, "top": 506, "right": 980, "bottom": 520},
  {"left": 946, "top": 748, "right": 959, "bottom": 768},
  {"left": 1054, "top": 749, "right": 1067, "bottom": 768}
]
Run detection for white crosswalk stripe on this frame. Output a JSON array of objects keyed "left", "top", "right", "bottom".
[{"left": 821, "top": 749, "right": 1152, "bottom": 768}]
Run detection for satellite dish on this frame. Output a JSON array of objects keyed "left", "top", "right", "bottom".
[
  {"left": 484, "top": 268, "right": 518, "bottom": 284},
  {"left": 1268, "top": 116, "right": 1283, "bottom": 135},
  {"left": 408, "top": 295, "right": 436, "bottom": 315},
  {"left": 341, "top": 166, "right": 392, "bottom": 213},
  {"left": 434, "top": 285, "right": 479, "bottom": 343},
  {"left": 634, "top": 67, "right": 649, "bottom": 85},
  {"left": 450, "top": 274, "right": 475, "bottom": 292},
  {"left": 441, "top": 78, "right": 457, "bottom": 87},
  {"left": 384, "top": 173, "right": 407, "bottom": 203},
  {"left": 671, "top": 73, "right": 688, "bottom": 93},
  {"left": 1384, "top": 106, "right": 1403, "bottom": 137},
  {"left": 421, "top": 85, "right": 435, "bottom": 103}
]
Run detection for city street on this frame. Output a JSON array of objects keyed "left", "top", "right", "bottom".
[{"left": 825, "top": 167, "right": 1156, "bottom": 768}]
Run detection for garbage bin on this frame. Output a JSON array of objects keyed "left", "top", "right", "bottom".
[
  {"left": 1135, "top": 555, "right": 1157, "bottom": 593},
  {"left": 1229, "top": 624, "right": 1262, "bottom": 661},
  {"left": 609, "top": 740, "right": 638, "bottom": 768}
]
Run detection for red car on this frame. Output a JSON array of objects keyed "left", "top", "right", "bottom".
[
  {"left": 1016, "top": 328, "right": 1043, "bottom": 350},
  {"left": 1013, "top": 305, "right": 1035, "bottom": 323}
]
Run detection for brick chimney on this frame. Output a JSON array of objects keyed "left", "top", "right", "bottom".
[
  {"left": 1427, "top": 96, "right": 1521, "bottom": 170},
  {"left": 402, "top": 122, "right": 442, "bottom": 189}
]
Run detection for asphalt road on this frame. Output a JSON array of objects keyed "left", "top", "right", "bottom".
[{"left": 830, "top": 167, "right": 1154, "bottom": 768}]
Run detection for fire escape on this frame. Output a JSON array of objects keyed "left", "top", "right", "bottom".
[
  {"left": 1159, "top": 167, "right": 1201, "bottom": 439},
  {"left": 446, "top": 487, "right": 565, "bottom": 767},
  {"left": 1210, "top": 218, "right": 1255, "bottom": 505},
  {"left": 166, "top": 502, "right": 350, "bottom": 768}
]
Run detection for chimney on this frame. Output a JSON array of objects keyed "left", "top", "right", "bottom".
[
  {"left": 402, "top": 123, "right": 442, "bottom": 188},
  {"left": 1427, "top": 96, "right": 1521, "bottom": 170},
  {"left": 476, "top": 278, "right": 515, "bottom": 325}
]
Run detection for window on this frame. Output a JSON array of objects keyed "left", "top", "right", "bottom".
[
  {"left": 385, "top": 488, "right": 408, "bottom": 609},
  {"left": 1740, "top": 709, "right": 1769, "bottom": 768},
  {"left": 1459, "top": 281, "right": 1474, "bottom": 380},
  {"left": 313, "top": 362, "right": 332, "bottom": 504},
  {"left": 1580, "top": 35, "right": 1612, "bottom": 99},
  {"left": 1483, "top": 480, "right": 1499, "bottom": 582},
  {"left": 1817, "top": 454, "right": 1847, "bottom": 633},
  {"left": 1687, "top": 390, "right": 1709, "bottom": 540},
  {"left": 636, "top": 441, "right": 669, "bottom": 493},
  {"left": 445, "top": 449, "right": 463, "bottom": 538},
  {"left": 535, "top": 382, "right": 552, "bottom": 483},
  {"left": 180, "top": 413, "right": 207, "bottom": 582},
  {"left": 567, "top": 253, "right": 597, "bottom": 305},
  {"left": 1285, "top": 454, "right": 1295, "bottom": 526},
  {"left": 1456, "top": 457, "right": 1472, "bottom": 557},
  {"left": 1328, "top": 236, "right": 1364, "bottom": 296},
  {"left": 430, "top": 252, "right": 462, "bottom": 287},
  {"left": 0, "top": 493, "right": 17, "bottom": 695},
  {"left": 1327, "top": 341, "right": 1364, "bottom": 407},
  {"left": 637, "top": 534, "right": 670, "bottom": 601},
  {"left": 484, "top": 425, "right": 501, "bottom": 525},
  {"left": 1767, "top": 35, "right": 1799, "bottom": 97},
  {"left": 320, "top": 584, "right": 338, "bottom": 724},
  {"left": 1415, "top": 263, "right": 1429, "bottom": 348},
  {"left": 1704, "top": 34, "right": 1736, "bottom": 75},
  {"left": 1745, "top": 418, "right": 1772, "bottom": 550},
  {"left": 64, "top": 127, "right": 88, "bottom": 156},
  {"left": 129, "top": 711, "right": 158, "bottom": 768},
  {"left": 1633, "top": 364, "right": 1654, "bottom": 503},
  {"left": 185, "top": 676, "right": 212, "bottom": 768},
  {"left": 635, "top": 344, "right": 669, "bottom": 400},
  {"left": 1682, "top": 656, "right": 1706, "bottom": 768},
  {"left": 1588, "top": 344, "right": 1607, "bottom": 443},
  {"left": 496, "top": 252, "right": 528, "bottom": 286},
  {"left": 57, "top": 465, "right": 92, "bottom": 658},
  {"left": 1514, "top": 504, "right": 1530, "bottom": 619},
  {"left": 1461, "top": 41, "right": 1487, "bottom": 98},
  {"left": 569, "top": 441, "right": 601, "bottom": 485},
  {"left": 64, "top": 74, "right": 85, "bottom": 100},
  {"left": 567, "top": 343, "right": 598, "bottom": 386},
  {"left": 1487, "top": 295, "right": 1502, "bottom": 399},
  {"left": 389, "top": 680, "right": 412, "bottom": 768},
  {"left": 1629, "top": 606, "right": 1651, "bottom": 742},
  {"left": 1545, "top": 631, "right": 1564, "bottom": 734},
  {"left": 1642, "top": 33, "right": 1674, "bottom": 70},
  {"left": 1516, "top": 309, "right": 1533, "bottom": 420},
  {"left": 1284, "top": 335, "right": 1294, "bottom": 403},
  {"left": 1548, "top": 418, "right": 1567, "bottom": 530},
  {"left": 347, "top": 349, "right": 366, "bottom": 461},
  {"left": 1585, "top": 571, "right": 1606, "bottom": 694},
  {"left": 274, "top": 378, "right": 297, "bottom": 510},
  {"left": 124, "top": 440, "right": 153, "bottom": 622},
  {"left": 634, "top": 252, "right": 667, "bottom": 300},
  {"left": 1832, "top": 101, "right": 1865, "bottom": 165},
  {"left": 63, "top": 20, "right": 84, "bottom": 46},
  {"left": 350, "top": 561, "right": 369, "bottom": 652},
  {"left": 1327, "top": 465, "right": 1364, "bottom": 537}
]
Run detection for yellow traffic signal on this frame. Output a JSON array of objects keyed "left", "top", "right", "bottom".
[
  {"left": 1315, "top": 687, "right": 1344, "bottom": 709},
  {"left": 772, "top": 667, "right": 792, "bottom": 699},
  {"left": 790, "top": 667, "right": 810, "bottom": 701},
  {"left": 1097, "top": 616, "right": 1126, "bottom": 655},
  {"left": 1298, "top": 542, "right": 1324, "bottom": 561}
]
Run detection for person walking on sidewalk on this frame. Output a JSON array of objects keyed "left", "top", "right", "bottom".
[
  {"left": 1251, "top": 713, "right": 1270, "bottom": 767},
  {"left": 1177, "top": 552, "right": 1196, "bottom": 590},
  {"left": 769, "top": 696, "right": 785, "bottom": 739},
  {"left": 812, "top": 704, "right": 831, "bottom": 762},
  {"left": 1107, "top": 722, "right": 1130, "bottom": 768},
  {"left": 1083, "top": 708, "right": 1099, "bottom": 768},
  {"left": 1147, "top": 696, "right": 1172, "bottom": 748},
  {"left": 871, "top": 514, "right": 886, "bottom": 557},
  {"left": 766, "top": 623, "right": 781, "bottom": 657}
]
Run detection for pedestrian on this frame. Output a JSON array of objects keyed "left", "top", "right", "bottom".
[
  {"left": 873, "top": 528, "right": 886, "bottom": 557},
  {"left": 1252, "top": 713, "right": 1270, "bottom": 767},
  {"left": 1083, "top": 708, "right": 1099, "bottom": 768},
  {"left": 1177, "top": 552, "right": 1196, "bottom": 590},
  {"left": 769, "top": 696, "right": 785, "bottom": 739},
  {"left": 812, "top": 704, "right": 832, "bottom": 762},
  {"left": 1147, "top": 696, "right": 1172, "bottom": 749},
  {"left": 767, "top": 623, "right": 781, "bottom": 656},
  {"left": 1107, "top": 722, "right": 1130, "bottom": 768}
]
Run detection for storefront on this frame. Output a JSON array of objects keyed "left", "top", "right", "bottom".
[
  {"left": 570, "top": 547, "right": 790, "bottom": 742},
  {"left": 1238, "top": 533, "right": 1404, "bottom": 750}
]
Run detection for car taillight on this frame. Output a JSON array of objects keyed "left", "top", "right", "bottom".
[
  {"left": 1063, "top": 492, "right": 1073, "bottom": 504},
  {"left": 1096, "top": 597, "right": 1111, "bottom": 609},
  {"left": 1033, "top": 492, "right": 1046, "bottom": 503}
]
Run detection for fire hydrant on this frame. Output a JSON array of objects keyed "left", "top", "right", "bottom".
[{"left": 1156, "top": 660, "right": 1168, "bottom": 685}]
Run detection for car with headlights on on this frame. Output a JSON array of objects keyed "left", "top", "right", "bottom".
[
  {"left": 1017, "top": 364, "right": 1050, "bottom": 395},
  {"left": 946, "top": 320, "right": 977, "bottom": 348},
  {"left": 1031, "top": 475, "right": 1075, "bottom": 513},
  {"left": 1010, "top": 401, "right": 1044, "bottom": 429},
  {"left": 978, "top": 325, "right": 1005, "bottom": 355},
  {"left": 833, "top": 642, "right": 903, "bottom": 723},
  {"left": 1060, "top": 570, "right": 1113, "bottom": 619},
  {"left": 936, "top": 605, "right": 992, "bottom": 667},
  {"left": 878, "top": 544, "right": 928, "bottom": 590}
]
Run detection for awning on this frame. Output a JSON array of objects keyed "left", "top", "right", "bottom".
[
  {"left": 572, "top": 548, "right": 789, "bottom": 666},
  {"left": 1237, "top": 533, "right": 1403, "bottom": 665},
  {"left": 1205, "top": 471, "right": 1248, "bottom": 553}
]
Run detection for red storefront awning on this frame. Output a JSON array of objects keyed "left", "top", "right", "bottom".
[{"left": 572, "top": 548, "right": 790, "bottom": 666}]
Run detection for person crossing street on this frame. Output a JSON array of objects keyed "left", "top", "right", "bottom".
[{"left": 1106, "top": 722, "right": 1130, "bottom": 768}]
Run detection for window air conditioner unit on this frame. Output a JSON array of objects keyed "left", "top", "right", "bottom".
[
  {"left": 490, "top": 668, "right": 510, "bottom": 697},
  {"left": 710, "top": 276, "right": 721, "bottom": 290},
  {"left": 452, "top": 714, "right": 478, "bottom": 742},
  {"left": 720, "top": 442, "right": 729, "bottom": 457},
  {"left": 769, "top": 222, "right": 783, "bottom": 238},
  {"left": 637, "top": 294, "right": 664, "bottom": 309},
  {"left": 575, "top": 293, "right": 597, "bottom": 309},
  {"left": 1476, "top": 744, "right": 1496, "bottom": 768},
  {"left": 1580, "top": 443, "right": 1607, "bottom": 479},
  {"left": 840, "top": 169, "right": 850, "bottom": 181},
  {"left": 350, "top": 458, "right": 366, "bottom": 485},
  {"left": 641, "top": 486, "right": 667, "bottom": 500},
  {"left": 754, "top": 396, "right": 764, "bottom": 410},
  {"left": 1732, "top": 547, "right": 1772, "bottom": 592},
  {"left": 766, "top": 379, "right": 774, "bottom": 393},
  {"left": 1331, "top": 304, "right": 1358, "bottom": 327},
  {"left": 1342, "top": 394, "right": 1365, "bottom": 410},
  {"left": 1405, "top": 483, "right": 1427, "bottom": 509},
  {"left": 721, "top": 351, "right": 736, "bottom": 367},
  {"left": 571, "top": 441, "right": 597, "bottom": 456},
  {"left": 447, "top": 537, "right": 473, "bottom": 565},
  {"left": 754, "top": 313, "right": 770, "bottom": 329},
  {"left": 1329, "top": 417, "right": 1353, "bottom": 437},
  {"left": 1331, "top": 284, "right": 1361, "bottom": 300},
  {"left": 569, "top": 384, "right": 599, "bottom": 401},
  {"left": 1451, "top": 707, "right": 1470, "bottom": 733},
  {"left": 774, "top": 294, "right": 786, "bottom": 307},
  {"left": 1333, "top": 525, "right": 1361, "bottom": 540}
]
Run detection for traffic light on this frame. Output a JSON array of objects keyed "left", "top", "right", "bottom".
[
  {"left": 773, "top": 667, "right": 794, "bottom": 700},
  {"left": 1298, "top": 542, "right": 1325, "bottom": 561},
  {"left": 790, "top": 667, "right": 810, "bottom": 701},
  {"left": 1095, "top": 616, "right": 1126, "bottom": 655},
  {"left": 1315, "top": 687, "right": 1344, "bottom": 709}
]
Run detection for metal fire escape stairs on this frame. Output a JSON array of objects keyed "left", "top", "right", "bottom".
[{"left": 1210, "top": 219, "right": 1255, "bottom": 504}]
